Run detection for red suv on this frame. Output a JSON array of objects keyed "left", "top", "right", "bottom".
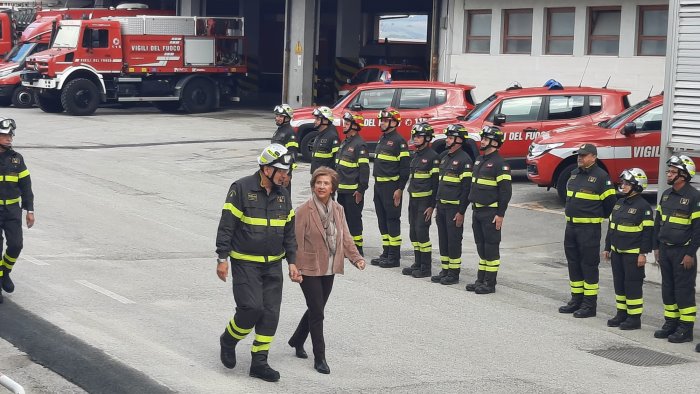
[
  {"left": 291, "top": 81, "right": 475, "bottom": 161},
  {"left": 526, "top": 94, "right": 668, "bottom": 202},
  {"left": 427, "top": 83, "right": 630, "bottom": 165},
  {"left": 337, "top": 64, "right": 426, "bottom": 97}
]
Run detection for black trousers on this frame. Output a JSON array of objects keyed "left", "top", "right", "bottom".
[
  {"left": 408, "top": 197, "right": 432, "bottom": 253},
  {"left": 289, "top": 275, "right": 335, "bottom": 359},
  {"left": 472, "top": 207, "right": 501, "bottom": 277},
  {"left": 564, "top": 223, "right": 601, "bottom": 298},
  {"left": 436, "top": 204, "right": 463, "bottom": 270},
  {"left": 373, "top": 181, "right": 402, "bottom": 257},
  {"left": 223, "top": 261, "right": 283, "bottom": 363},
  {"left": 659, "top": 244, "right": 697, "bottom": 324},
  {"left": 0, "top": 206, "right": 23, "bottom": 277},
  {"left": 610, "top": 252, "right": 645, "bottom": 315},
  {"left": 337, "top": 192, "right": 364, "bottom": 250}
]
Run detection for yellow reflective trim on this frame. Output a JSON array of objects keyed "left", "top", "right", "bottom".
[
  {"left": 224, "top": 202, "right": 243, "bottom": 218},
  {"left": 462, "top": 171, "right": 472, "bottom": 179},
  {"left": 313, "top": 151, "right": 334, "bottom": 158},
  {"left": 496, "top": 174, "right": 511, "bottom": 182},
  {"left": 692, "top": 211, "right": 700, "bottom": 220},
  {"left": 229, "top": 251, "right": 286, "bottom": 263},
  {"left": 610, "top": 223, "right": 643, "bottom": 232},
  {"left": 571, "top": 287, "right": 584, "bottom": 294},
  {"left": 2, "top": 175, "right": 18, "bottom": 182},
  {"left": 627, "top": 307, "right": 643, "bottom": 315},
  {"left": 475, "top": 178, "right": 497, "bottom": 186},
  {"left": 376, "top": 175, "right": 399, "bottom": 182},
  {"left": 399, "top": 151, "right": 410, "bottom": 158},
  {"left": 680, "top": 315, "right": 696, "bottom": 322},
  {"left": 566, "top": 216, "right": 604, "bottom": 223},
  {"left": 230, "top": 318, "right": 252, "bottom": 334},
  {"left": 430, "top": 168, "right": 439, "bottom": 174},
  {"left": 331, "top": 147, "right": 339, "bottom": 153},
  {"left": 615, "top": 295, "right": 627, "bottom": 301},
  {"left": 600, "top": 189, "right": 616, "bottom": 199},
  {"left": 412, "top": 172, "right": 431, "bottom": 179},
  {"left": 571, "top": 191, "right": 601, "bottom": 201},
  {"left": 3, "top": 254, "right": 16, "bottom": 263},
  {"left": 338, "top": 184, "right": 359, "bottom": 190},
  {"left": 352, "top": 235, "right": 363, "bottom": 241},
  {"left": 18, "top": 169, "right": 29, "bottom": 179},
  {"left": 288, "top": 209, "right": 295, "bottom": 221},
  {"left": 337, "top": 159, "right": 359, "bottom": 168},
  {"left": 440, "top": 256, "right": 449, "bottom": 262},
  {"left": 642, "top": 220, "right": 654, "bottom": 227},
  {"left": 285, "top": 141, "right": 299, "bottom": 148},
  {"left": 583, "top": 289, "right": 599, "bottom": 295},
  {"left": 377, "top": 153, "right": 399, "bottom": 162},
  {"left": 664, "top": 304, "right": 678, "bottom": 311},
  {"left": 679, "top": 306, "right": 697, "bottom": 314},
  {"left": 474, "top": 202, "right": 498, "bottom": 208},
  {"left": 0, "top": 198, "right": 20, "bottom": 205},
  {"left": 669, "top": 216, "right": 691, "bottom": 225},
  {"left": 358, "top": 158, "right": 370, "bottom": 164},
  {"left": 2, "top": 260, "right": 13, "bottom": 269},
  {"left": 251, "top": 344, "right": 271, "bottom": 352},
  {"left": 570, "top": 280, "right": 584, "bottom": 287},
  {"left": 664, "top": 310, "right": 681, "bottom": 318},
  {"left": 611, "top": 245, "right": 641, "bottom": 253},
  {"left": 616, "top": 303, "right": 627, "bottom": 310},
  {"left": 583, "top": 282, "right": 599, "bottom": 289},
  {"left": 439, "top": 199, "right": 459, "bottom": 205},
  {"left": 441, "top": 175, "right": 461, "bottom": 183},
  {"left": 410, "top": 190, "right": 433, "bottom": 198},
  {"left": 226, "top": 325, "right": 247, "bottom": 340},
  {"left": 626, "top": 298, "right": 643, "bottom": 306},
  {"left": 255, "top": 334, "right": 274, "bottom": 343}
]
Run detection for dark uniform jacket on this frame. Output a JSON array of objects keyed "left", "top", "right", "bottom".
[
  {"left": 335, "top": 133, "right": 370, "bottom": 194},
  {"left": 436, "top": 149, "right": 473, "bottom": 214},
  {"left": 310, "top": 125, "right": 339, "bottom": 173},
  {"left": 605, "top": 194, "right": 654, "bottom": 254},
  {"left": 653, "top": 183, "right": 700, "bottom": 254},
  {"left": 564, "top": 164, "right": 616, "bottom": 223},
  {"left": 271, "top": 123, "right": 299, "bottom": 163},
  {"left": 373, "top": 129, "right": 410, "bottom": 190},
  {"left": 407, "top": 147, "right": 439, "bottom": 207},
  {"left": 468, "top": 150, "right": 512, "bottom": 217},
  {"left": 216, "top": 172, "right": 297, "bottom": 264},
  {"left": 0, "top": 149, "right": 33, "bottom": 211}
]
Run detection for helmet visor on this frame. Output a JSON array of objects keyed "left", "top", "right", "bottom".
[
  {"left": 0, "top": 118, "right": 15, "bottom": 134},
  {"left": 271, "top": 153, "right": 293, "bottom": 169}
]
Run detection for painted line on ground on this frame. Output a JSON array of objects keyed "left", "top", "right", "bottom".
[
  {"left": 75, "top": 280, "right": 135, "bottom": 304},
  {"left": 23, "top": 255, "right": 50, "bottom": 266}
]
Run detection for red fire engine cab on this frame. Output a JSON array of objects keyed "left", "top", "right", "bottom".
[{"left": 21, "top": 15, "right": 246, "bottom": 115}]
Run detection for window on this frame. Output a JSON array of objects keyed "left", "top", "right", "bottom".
[
  {"left": 503, "top": 9, "right": 533, "bottom": 54},
  {"left": 349, "top": 69, "right": 371, "bottom": 85},
  {"left": 547, "top": 96, "right": 585, "bottom": 120},
  {"left": 638, "top": 6, "right": 668, "bottom": 56},
  {"left": 435, "top": 89, "right": 447, "bottom": 106},
  {"left": 466, "top": 10, "right": 491, "bottom": 53},
  {"left": 377, "top": 14, "right": 427, "bottom": 43},
  {"left": 398, "top": 89, "right": 432, "bottom": 109},
  {"left": 546, "top": 8, "right": 575, "bottom": 55},
  {"left": 589, "top": 96, "right": 603, "bottom": 113},
  {"left": 82, "top": 28, "right": 109, "bottom": 49},
  {"left": 491, "top": 96, "right": 542, "bottom": 122},
  {"left": 366, "top": 68, "right": 381, "bottom": 83},
  {"left": 588, "top": 8, "right": 621, "bottom": 55},
  {"left": 632, "top": 106, "right": 663, "bottom": 132},
  {"left": 353, "top": 89, "right": 396, "bottom": 110}
]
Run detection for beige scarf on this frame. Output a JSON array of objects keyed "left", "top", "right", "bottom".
[{"left": 312, "top": 194, "right": 337, "bottom": 258}]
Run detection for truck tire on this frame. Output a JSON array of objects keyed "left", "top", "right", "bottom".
[
  {"left": 181, "top": 78, "right": 216, "bottom": 113},
  {"left": 153, "top": 101, "right": 181, "bottom": 112},
  {"left": 11, "top": 86, "right": 34, "bottom": 108},
  {"left": 35, "top": 91, "right": 64, "bottom": 113},
  {"left": 61, "top": 78, "right": 100, "bottom": 116},
  {"left": 556, "top": 163, "right": 577, "bottom": 203},
  {"left": 299, "top": 130, "right": 319, "bottom": 162}
]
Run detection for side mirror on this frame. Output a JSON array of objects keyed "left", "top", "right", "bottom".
[
  {"left": 493, "top": 113, "right": 506, "bottom": 126},
  {"left": 350, "top": 103, "right": 363, "bottom": 111},
  {"left": 622, "top": 122, "right": 637, "bottom": 136}
]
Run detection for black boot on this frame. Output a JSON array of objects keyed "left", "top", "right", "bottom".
[
  {"left": 431, "top": 269, "right": 447, "bottom": 283},
  {"left": 695, "top": 342, "right": 699, "bottom": 352},
  {"left": 475, "top": 271, "right": 496, "bottom": 294},
  {"left": 249, "top": 353, "right": 280, "bottom": 382},
  {"left": 2, "top": 270, "right": 14, "bottom": 293},
  {"left": 440, "top": 268, "right": 460, "bottom": 285},
  {"left": 607, "top": 310, "right": 628, "bottom": 327},
  {"left": 314, "top": 358, "right": 330, "bottom": 374},
  {"left": 287, "top": 339, "right": 307, "bottom": 359},
  {"left": 654, "top": 318, "right": 679, "bottom": 339},
  {"left": 402, "top": 251, "right": 421, "bottom": 275},
  {"left": 573, "top": 295, "right": 597, "bottom": 318},
  {"left": 219, "top": 333, "right": 238, "bottom": 369},
  {"left": 668, "top": 323, "right": 694, "bottom": 343},
  {"left": 619, "top": 315, "right": 641, "bottom": 330},
  {"left": 412, "top": 252, "right": 432, "bottom": 278},
  {"left": 466, "top": 270, "right": 485, "bottom": 292},
  {"left": 370, "top": 248, "right": 388, "bottom": 266},
  {"left": 558, "top": 294, "right": 583, "bottom": 314},
  {"left": 379, "top": 246, "right": 400, "bottom": 268}
]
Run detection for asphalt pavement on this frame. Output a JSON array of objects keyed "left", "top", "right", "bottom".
[{"left": 0, "top": 105, "right": 698, "bottom": 393}]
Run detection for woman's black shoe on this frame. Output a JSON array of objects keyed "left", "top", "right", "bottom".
[
  {"left": 288, "top": 340, "right": 307, "bottom": 359},
  {"left": 314, "top": 358, "right": 330, "bottom": 374}
]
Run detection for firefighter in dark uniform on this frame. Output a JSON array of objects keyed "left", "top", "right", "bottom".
[
  {"left": 335, "top": 112, "right": 369, "bottom": 256},
  {"left": 310, "top": 106, "right": 339, "bottom": 174},
  {"left": 271, "top": 104, "right": 299, "bottom": 193},
  {"left": 0, "top": 118, "right": 34, "bottom": 304},
  {"left": 402, "top": 122, "right": 439, "bottom": 278},
  {"left": 431, "top": 124, "right": 473, "bottom": 285},
  {"left": 216, "top": 143, "right": 299, "bottom": 382},
  {"left": 558, "top": 143, "right": 616, "bottom": 318},
  {"left": 466, "top": 126, "right": 511, "bottom": 294},
  {"left": 602, "top": 168, "right": 653, "bottom": 330},
  {"left": 652, "top": 155, "right": 699, "bottom": 345},
  {"left": 370, "top": 107, "right": 410, "bottom": 268}
]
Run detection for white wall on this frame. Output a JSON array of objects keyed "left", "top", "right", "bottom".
[{"left": 443, "top": 0, "right": 668, "bottom": 103}]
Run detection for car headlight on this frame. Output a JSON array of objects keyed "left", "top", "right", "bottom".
[{"left": 529, "top": 142, "right": 564, "bottom": 158}]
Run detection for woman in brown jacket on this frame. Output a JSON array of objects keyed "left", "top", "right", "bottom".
[{"left": 287, "top": 166, "right": 366, "bottom": 374}]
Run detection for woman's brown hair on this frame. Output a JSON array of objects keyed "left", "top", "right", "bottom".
[{"left": 310, "top": 166, "right": 339, "bottom": 192}]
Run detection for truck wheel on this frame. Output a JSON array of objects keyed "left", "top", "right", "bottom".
[
  {"left": 11, "top": 86, "right": 34, "bottom": 108},
  {"left": 35, "top": 91, "right": 64, "bottom": 113},
  {"left": 299, "top": 130, "right": 319, "bottom": 162},
  {"left": 556, "top": 163, "right": 577, "bottom": 203},
  {"left": 61, "top": 78, "right": 100, "bottom": 116},
  {"left": 153, "top": 101, "right": 181, "bottom": 113},
  {"left": 181, "top": 79, "right": 216, "bottom": 113}
]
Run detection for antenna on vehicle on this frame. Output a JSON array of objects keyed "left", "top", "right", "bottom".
[
  {"left": 450, "top": 73, "right": 458, "bottom": 84},
  {"left": 602, "top": 76, "right": 611, "bottom": 89},
  {"left": 578, "top": 58, "right": 591, "bottom": 87},
  {"left": 647, "top": 85, "right": 654, "bottom": 98}
]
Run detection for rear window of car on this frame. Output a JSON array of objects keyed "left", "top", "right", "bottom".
[
  {"left": 391, "top": 69, "right": 426, "bottom": 81},
  {"left": 398, "top": 88, "right": 432, "bottom": 109},
  {"left": 546, "top": 96, "right": 585, "bottom": 120},
  {"left": 589, "top": 95, "right": 602, "bottom": 113},
  {"left": 352, "top": 88, "right": 396, "bottom": 109}
]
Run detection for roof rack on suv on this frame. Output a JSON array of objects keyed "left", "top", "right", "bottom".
[{"left": 506, "top": 82, "right": 522, "bottom": 91}]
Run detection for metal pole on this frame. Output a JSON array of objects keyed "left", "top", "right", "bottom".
[{"left": 0, "top": 373, "right": 25, "bottom": 394}]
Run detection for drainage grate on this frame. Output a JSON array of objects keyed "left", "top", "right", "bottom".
[{"left": 589, "top": 346, "right": 692, "bottom": 367}]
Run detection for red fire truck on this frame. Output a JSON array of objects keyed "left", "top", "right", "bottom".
[
  {"left": 0, "top": 7, "right": 35, "bottom": 56},
  {"left": 21, "top": 15, "right": 246, "bottom": 115},
  {"left": 0, "top": 6, "right": 173, "bottom": 108}
]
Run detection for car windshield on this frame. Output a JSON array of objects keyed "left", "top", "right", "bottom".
[
  {"left": 6, "top": 43, "right": 36, "bottom": 63},
  {"left": 333, "top": 88, "right": 356, "bottom": 107},
  {"left": 52, "top": 25, "right": 81, "bottom": 48},
  {"left": 601, "top": 99, "right": 651, "bottom": 129},
  {"left": 391, "top": 69, "right": 425, "bottom": 81},
  {"left": 465, "top": 95, "right": 497, "bottom": 121}
]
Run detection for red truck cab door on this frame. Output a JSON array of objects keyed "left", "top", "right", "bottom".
[
  {"left": 0, "top": 13, "right": 14, "bottom": 56},
  {"left": 78, "top": 23, "right": 122, "bottom": 73},
  {"left": 612, "top": 104, "right": 664, "bottom": 183},
  {"left": 487, "top": 96, "right": 543, "bottom": 160}
]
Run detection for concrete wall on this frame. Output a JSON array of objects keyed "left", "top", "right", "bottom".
[
  {"left": 286, "top": 0, "right": 317, "bottom": 106},
  {"left": 442, "top": 0, "right": 668, "bottom": 103}
]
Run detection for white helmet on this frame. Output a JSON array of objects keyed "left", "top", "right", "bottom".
[
  {"left": 619, "top": 167, "right": 648, "bottom": 192},
  {"left": 312, "top": 106, "right": 334, "bottom": 122},
  {"left": 258, "top": 143, "right": 291, "bottom": 170},
  {"left": 0, "top": 117, "right": 16, "bottom": 136},
  {"left": 273, "top": 104, "right": 294, "bottom": 119},
  {"left": 667, "top": 155, "right": 696, "bottom": 179}
]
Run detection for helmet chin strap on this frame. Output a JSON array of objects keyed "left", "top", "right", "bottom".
[
  {"left": 0, "top": 144, "right": 11, "bottom": 151},
  {"left": 262, "top": 167, "right": 283, "bottom": 189}
]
